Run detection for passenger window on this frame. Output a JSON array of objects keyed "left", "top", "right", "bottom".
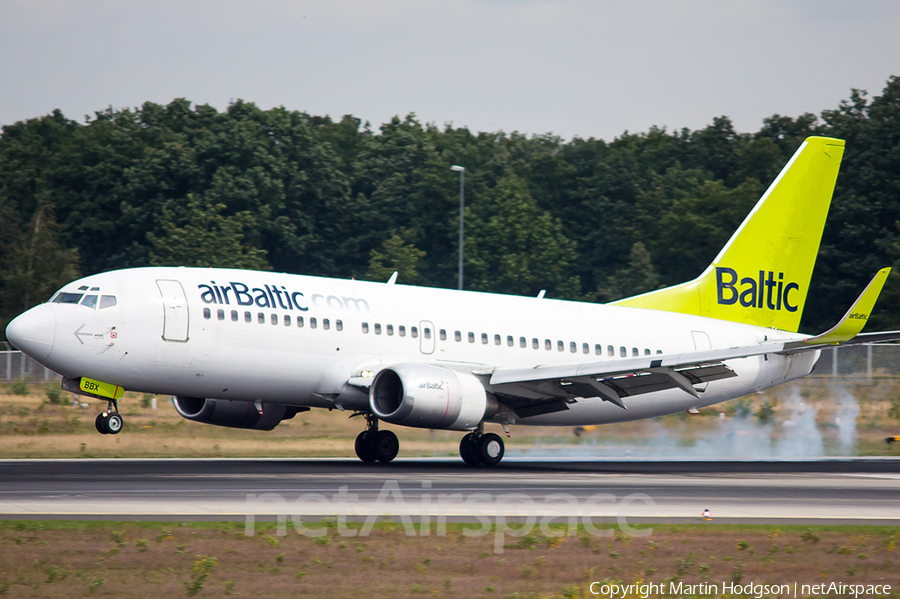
[
  {"left": 492, "top": 334, "right": 500, "bottom": 346},
  {"left": 583, "top": 343, "right": 589, "bottom": 354},
  {"left": 632, "top": 347, "right": 639, "bottom": 356},
  {"left": 285, "top": 315, "right": 291, "bottom": 326},
  {"left": 558, "top": 340, "right": 564, "bottom": 352},
  {"left": 570, "top": 341, "right": 577, "bottom": 353},
  {"left": 336, "top": 320, "right": 343, "bottom": 331},
  {"left": 399, "top": 325, "right": 406, "bottom": 337},
  {"left": 482, "top": 333, "right": 488, "bottom": 344},
  {"left": 656, "top": 349, "right": 663, "bottom": 354},
  {"left": 245, "top": 311, "right": 251, "bottom": 323},
  {"left": 424, "top": 328, "right": 431, "bottom": 339},
  {"left": 619, "top": 346, "right": 626, "bottom": 357},
  {"left": 519, "top": 337, "right": 526, "bottom": 348},
  {"left": 507, "top": 335, "right": 514, "bottom": 347},
  {"left": 545, "top": 339, "right": 551, "bottom": 350},
  {"left": 203, "top": 308, "right": 211, "bottom": 320},
  {"left": 468, "top": 332, "right": 475, "bottom": 343},
  {"left": 644, "top": 348, "right": 650, "bottom": 355},
  {"left": 532, "top": 338, "right": 539, "bottom": 349},
  {"left": 386, "top": 324, "right": 393, "bottom": 336},
  {"left": 374, "top": 323, "right": 381, "bottom": 335},
  {"left": 218, "top": 309, "right": 225, "bottom": 321},
  {"left": 310, "top": 318, "right": 318, "bottom": 329},
  {"left": 455, "top": 330, "right": 462, "bottom": 342},
  {"left": 231, "top": 310, "right": 238, "bottom": 322},
  {"left": 323, "top": 319, "right": 330, "bottom": 330},
  {"left": 258, "top": 313, "right": 265, "bottom": 324},
  {"left": 439, "top": 329, "right": 447, "bottom": 341},
  {"left": 362, "top": 322, "right": 369, "bottom": 333},
  {"left": 595, "top": 344, "right": 602, "bottom": 355},
  {"left": 608, "top": 345, "right": 615, "bottom": 357},
  {"left": 99, "top": 295, "right": 117, "bottom": 309},
  {"left": 271, "top": 313, "right": 278, "bottom": 325},
  {"left": 297, "top": 316, "right": 304, "bottom": 327},
  {"left": 81, "top": 295, "right": 98, "bottom": 309},
  {"left": 412, "top": 327, "right": 419, "bottom": 338}
]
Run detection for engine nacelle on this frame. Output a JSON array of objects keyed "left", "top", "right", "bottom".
[
  {"left": 369, "top": 364, "right": 495, "bottom": 430},
  {"left": 173, "top": 397, "right": 300, "bottom": 431}
]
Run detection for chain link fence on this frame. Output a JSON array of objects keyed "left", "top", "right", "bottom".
[
  {"left": 2, "top": 345, "right": 900, "bottom": 383},
  {"left": 810, "top": 344, "right": 900, "bottom": 377},
  {"left": 1, "top": 349, "right": 58, "bottom": 382}
]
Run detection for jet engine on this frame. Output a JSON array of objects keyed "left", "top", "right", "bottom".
[
  {"left": 369, "top": 364, "right": 497, "bottom": 430},
  {"left": 173, "top": 397, "right": 304, "bottom": 431}
]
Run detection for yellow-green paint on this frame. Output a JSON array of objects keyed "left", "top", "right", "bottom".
[
  {"left": 613, "top": 136, "right": 846, "bottom": 333},
  {"left": 801, "top": 267, "right": 890, "bottom": 345},
  {"left": 79, "top": 377, "right": 124, "bottom": 400}
]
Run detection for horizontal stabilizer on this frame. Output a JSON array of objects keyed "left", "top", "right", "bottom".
[{"left": 783, "top": 267, "right": 890, "bottom": 350}]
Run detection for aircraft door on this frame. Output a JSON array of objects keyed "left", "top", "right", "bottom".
[
  {"left": 419, "top": 320, "right": 435, "bottom": 355},
  {"left": 157, "top": 280, "right": 190, "bottom": 342},
  {"left": 691, "top": 330, "right": 711, "bottom": 391}
]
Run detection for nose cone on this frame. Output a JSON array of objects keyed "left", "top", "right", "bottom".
[{"left": 6, "top": 305, "right": 56, "bottom": 362}]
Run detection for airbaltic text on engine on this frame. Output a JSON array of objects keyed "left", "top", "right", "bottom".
[
  {"left": 715, "top": 267, "right": 799, "bottom": 311},
  {"left": 197, "top": 281, "right": 370, "bottom": 313}
]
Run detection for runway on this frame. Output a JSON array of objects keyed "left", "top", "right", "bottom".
[{"left": 1, "top": 458, "right": 899, "bottom": 524}]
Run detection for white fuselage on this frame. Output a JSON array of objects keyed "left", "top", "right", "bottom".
[{"left": 13, "top": 266, "right": 818, "bottom": 428}]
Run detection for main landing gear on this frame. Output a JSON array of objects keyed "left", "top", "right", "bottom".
[
  {"left": 94, "top": 398, "right": 123, "bottom": 435},
  {"left": 459, "top": 427, "right": 505, "bottom": 467},
  {"left": 354, "top": 414, "right": 399, "bottom": 463}
]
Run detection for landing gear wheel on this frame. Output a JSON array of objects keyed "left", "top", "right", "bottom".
[
  {"left": 372, "top": 430, "right": 399, "bottom": 463},
  {"left": 355, "top": 431, "right": 377, "bottom": 463},
  {"left": 105, "top": 413, "right": 124, "bottom": 435},
  {"left": 475, "top": 433, "right": 504, "bottom": 466},
  {"left": 95, "top": 413, "right": 110, "bottom": 434},
  {"left": 459, "top": 433, "right": 481, "bottom": 466}
]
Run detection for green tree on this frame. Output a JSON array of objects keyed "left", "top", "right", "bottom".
[
  {"left": 366, "top": 232, "right": 426, "bottom": 284},
  {"left": 595, "top": 242, "right": 660, "bottom": 302},
  {"left": 0, "top": 201, "right": 79, "bottom": 328},
  {"left": 464, "top": 173, "right": 580, "bottom": 298},
  {"left": 146, "top": 194, "right": 269, "bottom": 270}
]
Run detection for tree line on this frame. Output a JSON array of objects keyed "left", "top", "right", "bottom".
[{"left": 1, "top": 76, "right": 899, "bottom": 338}]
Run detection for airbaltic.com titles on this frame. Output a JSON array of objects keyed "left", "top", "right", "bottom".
[{"left": 589, "top": 580, "right": 891, "bottom": 597}]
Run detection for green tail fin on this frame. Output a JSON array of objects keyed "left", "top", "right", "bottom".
[{"left": 613, "top": 136, "right": 845, "bottom": 332}]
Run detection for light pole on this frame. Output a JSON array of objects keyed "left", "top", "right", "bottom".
[{"left": 451, "top": 165, "right": 465, "bottom": 290}]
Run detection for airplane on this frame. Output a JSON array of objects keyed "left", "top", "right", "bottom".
[{"left": 6, "top": 136, "right": 898, "bottom": 466}]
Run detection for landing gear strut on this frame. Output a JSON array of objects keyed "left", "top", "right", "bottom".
[
  {"left": 459, "top": 426, "right": 505, "bottom": 466},
  {"left": 94, "top": 399, "right": 123, "bottom": 435},
  {"left": 354, "top": 414, "right": 399, "bottom": 463}
]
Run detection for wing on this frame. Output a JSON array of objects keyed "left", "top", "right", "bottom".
[
  {"left": 481, "top": 343, "right": 780, "bottom": 417},
  {"left": 483, "top": 269, "right": 900, "bottom": 418}
]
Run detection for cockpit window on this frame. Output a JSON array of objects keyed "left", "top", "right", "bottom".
[
  {"left": 99, "top": 295, "right": 117, "bottom": 309},
  {"left": 81, "top": 295, "right": 98, "bottom": 309},
  {"left": 52, "top": 292, "right": 84, "bottom": 304}
]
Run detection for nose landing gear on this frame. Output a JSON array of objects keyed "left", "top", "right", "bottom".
[{"left": 94, "top": 399, "right": 124, "bottom": 435}]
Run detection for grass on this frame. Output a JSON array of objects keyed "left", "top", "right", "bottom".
[
  {"left": 2, "top": 377, "right": 900, "bottom": 459},
  {"left": 0, "top": 521, "right": 897, "bottom": 598}
]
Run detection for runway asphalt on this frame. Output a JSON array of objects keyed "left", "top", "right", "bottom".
[{"left": 1, "top": 458, "right": 898, "bottom": 524}]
